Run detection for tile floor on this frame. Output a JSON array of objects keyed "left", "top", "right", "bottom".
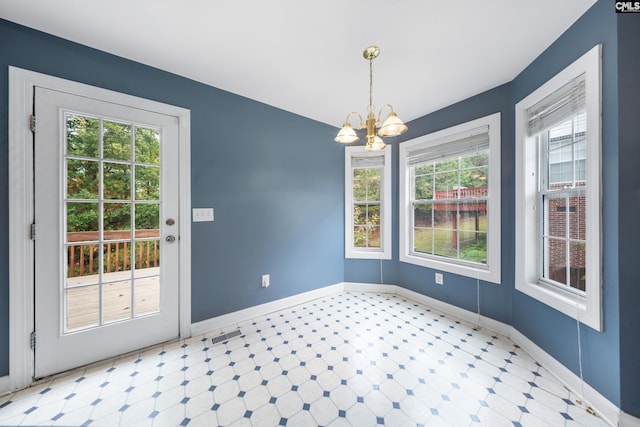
[{"left": 0, "top": 292, "right": 609, "bottom": 426}]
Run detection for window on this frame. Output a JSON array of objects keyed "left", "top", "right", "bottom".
[
  {"left": 399, "top": 113, "right": 501, "bottom": 283},
  {"left": 345, "top": 146, "right": 391, "bottom": 259},
  {"left": 515, "top": 45, "right": 602, "bottom": 331}
]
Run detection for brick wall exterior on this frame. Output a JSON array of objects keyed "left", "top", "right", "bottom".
[{"left": 547, "top": 184, "right": 586, "bottom": 290}]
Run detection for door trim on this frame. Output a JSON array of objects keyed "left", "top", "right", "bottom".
[{"left": 8, "top": 66, "right": 192, "bottom": 391}]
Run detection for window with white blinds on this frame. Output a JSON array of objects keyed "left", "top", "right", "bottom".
[
  {"left": 399, "top": 113, "right": 501, "bottom": 283},
  {"left": 345, "top": 146, "right": 391, "bottom": 259},
  {"left": 515, "top": 44, "right": 602, "bottom": 331},
  {"left": 526, "top": 74, "right": 586, "bottom": 136}
]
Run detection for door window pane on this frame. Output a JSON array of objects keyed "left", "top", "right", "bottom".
[
  {"left": 103, "top": 242, "right": 132, "bottom": 274},
  {"left": 135, "top": 203, "right": 160, "bottom": 232},
  {"left": 67, "top": 159, "right": 99, "bottom": 199},
  {"left": 66, "top": 285, "right": 99, "bottom": 332},
  {"left": 103, "top": 162, "right": 131, "bottom": 200},
  {"left": 135, "top": 239, "right": 160, "bottom": 275},
  {"left": 103, "top": 280, "right": 132, "bottom": 323},
  {"left": 103, "top": 121, "right": 131, "bottom": 161},
  {"left": 135, "top": 276, "right": 160, "bottom": 316},
  {"left": 135, "top": 127, "right": 160, "bottom": 164},
  {"left": 135, "top": 165, "right": 160, "bottom": 200},
  {"left": 104, "top": 203, "right": 131, "bottom": 240},
  {"left": 66, "top": 114, "right": 99, "bottom": 158},
  {"left": 67, "top": 202, "right": 99, "bottom": 234},
  {"left": 66, "top": 244, "right": 100, "bottom": 282}
]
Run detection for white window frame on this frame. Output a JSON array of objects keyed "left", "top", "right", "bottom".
[
  {"left": 345, "top": 146, "right": 392, "bottom": 259},
  {"left": 515, "top": 45, "right": 602, "bottom": 331},
  {"left": 399, "top": 113, "right": 501, "bottom": 283}
]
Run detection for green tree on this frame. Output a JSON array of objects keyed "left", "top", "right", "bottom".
[{"left": 65, "top": 115, "right": 161, "bottom": 233}]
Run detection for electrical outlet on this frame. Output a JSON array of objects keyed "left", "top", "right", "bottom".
[
  {"left": 435, "top": 272, "right": 444, "bottom": 285},
  {"left": 261, "top": 274, "right": 270, "bottom": 288}
]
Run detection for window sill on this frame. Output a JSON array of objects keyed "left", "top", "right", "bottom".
[{"left": 346, "top": 250, "right": 391, "bottom": 260}]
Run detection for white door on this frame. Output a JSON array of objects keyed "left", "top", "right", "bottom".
[{"left": 34, "top": 86, "right": 180, "bottom": 378}]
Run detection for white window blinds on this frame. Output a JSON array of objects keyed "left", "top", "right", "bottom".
[
  {"left": 405, "top": 126, "right": 490, "bottom": 166},
  {"left": 351, "top": 154, "right": 385, "bottom": 168},
  {"left": 526, "top": 73, "right": 586, "bottom": 136}
]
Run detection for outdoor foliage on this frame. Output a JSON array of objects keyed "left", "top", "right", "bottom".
[
  {"left": 66, "top": 114, "right": 161, "bottom": 234},
  {"left": 412, "top": 151, "right": 489, "bottom": 264},
  {"left": 414, "top": 152, "right": 488, "bottom": 200},
  {"left": 65, "top": 114, "right": 161, "bottom": 277},
  {"left": 352, "top": 168, "right": 381, "bottom": 248}
]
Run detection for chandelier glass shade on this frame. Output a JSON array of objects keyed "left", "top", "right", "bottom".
[{"left": 334, "top": 46, "right": 408, "bottom": 151}]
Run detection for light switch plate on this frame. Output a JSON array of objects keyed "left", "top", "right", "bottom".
[{"left": 193, "top": 208, "right": 214, "bottom": 222}]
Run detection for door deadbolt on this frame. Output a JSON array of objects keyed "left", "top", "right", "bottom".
[{"left": 166, "top": 218, "right": 175, "bottom": 226}]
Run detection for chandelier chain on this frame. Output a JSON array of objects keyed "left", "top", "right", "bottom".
[{"left": 368, "top": 58, "right": 374, "bottom": 113}]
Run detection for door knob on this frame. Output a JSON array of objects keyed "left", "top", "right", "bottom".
[{"left": 166, "top": 235, "right": 176, "bottom": 243}]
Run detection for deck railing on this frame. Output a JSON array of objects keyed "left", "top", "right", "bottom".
[
  {"left": 433, "top": 187, "right": 488, "bottom": 211},
  {"left": 66, "top": 230, "right": 160, "bottom": 277}
]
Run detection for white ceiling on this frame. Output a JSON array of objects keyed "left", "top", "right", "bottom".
[{"left": 1, "top": 1, "right": 596, "bottom": 128}]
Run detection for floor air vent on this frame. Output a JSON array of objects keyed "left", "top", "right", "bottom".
[{"left": 211, "top": 329, "right": 242, "bottom": 345}]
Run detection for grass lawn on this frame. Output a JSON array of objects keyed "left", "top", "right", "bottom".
[{"left": 414, "top": 214, "right": 487, "bottom": 263}]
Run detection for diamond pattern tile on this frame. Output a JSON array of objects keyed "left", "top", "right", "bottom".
[{"left": 0, "top": 292, "right": 610, "bottom": 426}]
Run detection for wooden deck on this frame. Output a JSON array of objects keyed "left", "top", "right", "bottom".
[{"left": 66, "top": 268, "right": 160, "bottom": 331}]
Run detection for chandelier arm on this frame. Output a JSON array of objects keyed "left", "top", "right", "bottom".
[
  {"left": 377, "top": 104, "right": 395, "bottom": 123},
  {"left": 344, "top": 112, "right": 365, "bottom": 129}
]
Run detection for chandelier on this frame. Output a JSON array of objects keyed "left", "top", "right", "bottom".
[{"left": 334, "top": 46, "right": 408, "bottom": 151}]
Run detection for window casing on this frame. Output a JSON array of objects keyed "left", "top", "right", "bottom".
[
  {"left": 345, "top": 146, "right": 391, "bottom": 259},
  {"left": 515, "top": 45, "right": 602, "bottom": 331},
  {"left": 399, "top": 113, "right": 501, "bottom": 283}
]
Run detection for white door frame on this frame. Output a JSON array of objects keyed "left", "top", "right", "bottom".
[{"left": 7, "top": 66, "right": 192, "bottom": 392}]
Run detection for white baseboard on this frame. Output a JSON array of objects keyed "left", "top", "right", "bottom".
[
  {"left": 392, "top": 286, "right": 512, "bottom": 337},
  {"left": 191, "top": 283, "right": 344, "bottom": 336},
  {"left": 510, "top": 328, "right": 618, "bottom": 426},
  {"left": 0, "top": 375, "right": 10, "bottom": 396},
  {"left": 620, "top": 411, "right": 640, "bottom": 427},
  {"left": 342, "top": 282, "right": 394, "bottom": 293},
  {"left": 191, "top": 281, "right": 621, "bottom": 426}
]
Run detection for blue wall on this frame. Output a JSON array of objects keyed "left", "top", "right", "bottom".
[
  {"left": 617, "top": 12, "right": 640, "bottom": 418},
  {"left": 510, "top": 0, "right": 620, "bottom": 407},
  {"left": 345, "top": 83, "right": 513, "bottom": 325},
  {"left": 396, "top": 83, "right": 514, "bottom": 325},
  {"left": 345, "top": 0, "right": 626, "bottom": 411},
  {"left": 2, "top": 0, "right": 638, "bottom": 417},
  {"left": 0, "top": 19, "right": 344, "bottom": 376}
]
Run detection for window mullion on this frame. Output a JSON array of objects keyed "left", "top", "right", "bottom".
[
  {"left": 565, "top": 195, "right": 570, "bottom": 288},
  {"left": 571, "top": 117, "right": 576, "bottom": 186},
  {"left": 538, "top": 133, "right": 545, "bottom": 283}
]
